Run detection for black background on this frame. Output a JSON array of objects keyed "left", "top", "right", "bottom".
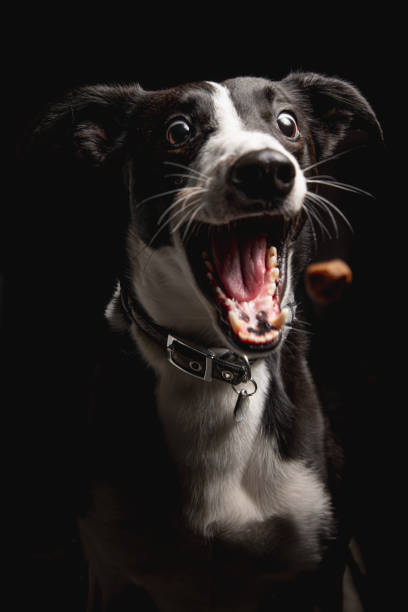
[{"left": 5, "top": 17, "right": 401, "bottom": 611}]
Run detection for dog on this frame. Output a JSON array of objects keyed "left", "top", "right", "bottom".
[{"left": 33, "top": 73, "right": 382, "bottom": 611}]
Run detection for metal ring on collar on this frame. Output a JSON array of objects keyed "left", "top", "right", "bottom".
[{"left": 232, "top": 377, "right": 258, "bottom": 397}]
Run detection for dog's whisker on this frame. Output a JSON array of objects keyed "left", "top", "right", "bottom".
[
  {"left": 307, "top": 178, "right": 373, "bottom": 198},
  {"left": 306, "top": 203, "right": 335, "bottom": 240},
  {"left": 136, "top": 199, "right": 203, "bottom": 263},
  {"left": 303, "top": 199, "right": 334, "bottom": 241},
  {"left": 170, "top": 199, "right": 205, "bottom": 237},
  {"left": 163, "top": 160, "right": 209, "bottom": 180},
  {"left": 305, "top": 191, "right": 353, "bottom": 234},
  {"left": 285, "top": 323, "right": 314, "bottom": 337},
  {"left": 157, "top": 187, "right": 208, "bottom": 225},
  {"left": 164, "top": 172, "right": 208, "bottom": 185},
  {"left": 181, "top": 203, "right": 207, "bottom": 242},
  {"left": 305, "top": 193, "right": 338, "bottom": 239},
  {"left": 302, "top": 145, "right": 366, "bottom": 174},
  {"left": 151, "top": 198, "right": 203, "bottom": 244},
  {"left": 301, "top": 206, "right": 318, "bottom": 251},
  {"left": 134, "top": 188, "right": 190, "bottom": 210}
]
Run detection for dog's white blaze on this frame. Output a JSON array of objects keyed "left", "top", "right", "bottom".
[{"left": 199, "top": 82, "right": 306, "bottom": 215}]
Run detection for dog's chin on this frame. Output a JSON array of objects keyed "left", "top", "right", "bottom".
[{"left": 183, "top": 213, "right": 299, "bottom": 355}]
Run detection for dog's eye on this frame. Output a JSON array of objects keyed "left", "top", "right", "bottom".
[
  {"left": 277, "top": 112, "right": 299, "bottom": 140},
  {"left": 166, "top": 119, "right": 192, "bottom": 147}
]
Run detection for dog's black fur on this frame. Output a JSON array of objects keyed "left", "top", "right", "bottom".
[{"left": 32, "top": 74, "right": 382, "bottom": 611}]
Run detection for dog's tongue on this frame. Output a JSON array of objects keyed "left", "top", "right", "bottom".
[{"left": 211, "top": 228, "right": 267, "bottom": 302}]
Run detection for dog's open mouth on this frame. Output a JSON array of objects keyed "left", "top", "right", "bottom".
[{"left": 185, "top": 215, "right": 294, "bottom": 351}]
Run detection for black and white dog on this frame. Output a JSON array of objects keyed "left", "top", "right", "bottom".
[{"left": 35, "top": 73, "right": 382, "bottom": 611}]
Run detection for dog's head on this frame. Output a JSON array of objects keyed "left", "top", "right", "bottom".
[{"left": 34, "top": 74, "right": 382, "bottom": 355}]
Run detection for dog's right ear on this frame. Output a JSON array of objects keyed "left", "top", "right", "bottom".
[
  {"left": 30, "top": 84, "right": 144, "bottom": 166},
  {"left": 282, "top": 72, "right": 383, "bottom": 158}
]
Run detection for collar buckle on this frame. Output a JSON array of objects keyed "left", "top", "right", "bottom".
[{"left": 167, "top": 334, "right": 214, "bottom": 381}]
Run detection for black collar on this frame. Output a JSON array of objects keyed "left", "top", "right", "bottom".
[{"left": 119, "top": 287, "right": 254, "bottom": 386}]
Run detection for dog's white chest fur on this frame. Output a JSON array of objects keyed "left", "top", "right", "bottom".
[
  {"left": 156, "top": 359, "right": 270, "bottom": 532},
  {"left": 141, "top": 347, "right": 331, "bottom": 549}
]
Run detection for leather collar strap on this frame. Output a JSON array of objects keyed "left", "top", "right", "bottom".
[{"left": 119, "top": 288, "right": 252, "bottom": 385}]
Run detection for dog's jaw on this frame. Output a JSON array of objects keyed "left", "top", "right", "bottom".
[{"left": 124, "top": 231, "right": 224, "bottom": 348}]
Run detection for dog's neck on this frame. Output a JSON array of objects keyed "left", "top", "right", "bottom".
[
  {"left": 121, "top": 310, "right": 274, "bottom": 535},
  {"left": 104, "top": 273, "right": 331, "bottom": 545}
]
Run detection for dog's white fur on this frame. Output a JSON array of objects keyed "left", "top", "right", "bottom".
[{"left": 195, "top": 82, "right": 307, "bottom": 223}]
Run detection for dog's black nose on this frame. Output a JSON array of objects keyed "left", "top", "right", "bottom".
[{"left": 229, "top": 149, "right": 295, "bottom": 202}]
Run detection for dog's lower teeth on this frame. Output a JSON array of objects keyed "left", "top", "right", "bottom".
[
  {"left": 228, "top": 311, "right": 243, "bottom": 333},
  {"left": 238, "top": 329, "right": 279, "bottom": 344},
  {"left": 200, "top": 237, "right": 283, "bottom": 345},
  {"left": 271, "top": 311, "right": 287, "bottom": 330}
]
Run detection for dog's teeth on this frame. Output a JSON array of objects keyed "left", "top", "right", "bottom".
[
  {"left": 215, "top": 286, "right": 228, "bottom": 302},
  {"left": 281, "top": 306, "right": 291, "bottom": 322},
  {"left": 205, "top": 260, "right": 214, "bottom": 272},
  {"left": 266, "top": 246, "right": 278, "bottom": 270},
  {"left": 271, "top": 310, "right": 287, "bottom": 330},
  {"left": 238, "top": 329, "right": 250, "bottom": 341},
  {"left": 265, "top": 282, "right": 276, "bottom": 296},
  {"left": 238, "top": 329, "right": 279, "bottom": 344},
  {"left": 266, "top": 268, "right": 279, "bottom": 283},
  {"left": 228, "top": 311, "right": 243, "bottom": 333}
]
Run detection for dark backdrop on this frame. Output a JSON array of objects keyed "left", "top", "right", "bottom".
[{"left": 6, "top": 22, "right": 399, "bottom": 611}]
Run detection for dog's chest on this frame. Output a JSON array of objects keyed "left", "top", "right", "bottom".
[{"left": 155, "top": 360, "right": 331, "bottom": 549}]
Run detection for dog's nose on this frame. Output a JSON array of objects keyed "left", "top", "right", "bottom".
[{"left": 229, "top": 149, "right": 295, "bottom": 202}]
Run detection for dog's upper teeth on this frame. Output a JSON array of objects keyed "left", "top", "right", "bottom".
[
  {"left": 266, "top": 282, "right": 277, "bottom": 296},
  {"left": 215, "top": 286, "right": 228, "bottom": 302},
  {"left": 266, "top": 246, "right": 278, "bottom": 270},
  {"left": 266, "top": 268, "right": 279, "bottom": 284}
]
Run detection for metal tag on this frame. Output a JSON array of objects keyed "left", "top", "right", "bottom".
[{"left": 234, "top": 389, "right": 250, "bottom": 422}]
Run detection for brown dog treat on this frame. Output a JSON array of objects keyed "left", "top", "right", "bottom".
[{"left": 306, "top": 259, "right": 352, "bottom": 304}]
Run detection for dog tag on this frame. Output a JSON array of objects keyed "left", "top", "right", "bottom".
[{"left": 234, "top": 389, "right": 250, "bottom": 422}]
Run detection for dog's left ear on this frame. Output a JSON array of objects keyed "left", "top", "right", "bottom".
[
  {"left": 29, "top": 84, "right": 144, "bottom": 166},
  {"left": 282, "top": 72, "right": 383, "bottom": 157}
]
